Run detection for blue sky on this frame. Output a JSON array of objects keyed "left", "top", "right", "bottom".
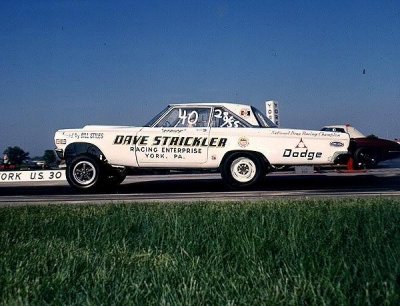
[{"left": 1, "top": 0, "right": 399, "bottom": 156}]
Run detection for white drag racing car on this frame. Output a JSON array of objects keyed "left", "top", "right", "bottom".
[{"left": 54, "top": 103, "right": 350, "bottom": 191}]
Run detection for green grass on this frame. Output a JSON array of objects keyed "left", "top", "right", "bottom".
[{"left": 1, "top": 199, "right": 400, "bottom": 305}]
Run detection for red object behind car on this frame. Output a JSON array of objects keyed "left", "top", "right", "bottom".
[{"left": 321, "top": 124, "right": 400, "bottom": 168}]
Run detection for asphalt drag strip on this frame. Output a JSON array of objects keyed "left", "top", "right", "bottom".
[{"left": 0, "top": 168, "right": 400, "bottom": 205}]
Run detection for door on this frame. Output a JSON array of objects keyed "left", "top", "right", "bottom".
[{"left": 135, "top": 106, "right": 212, "bottom": 167}]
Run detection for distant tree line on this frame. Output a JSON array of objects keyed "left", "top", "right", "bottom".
[{"left": 1, "top": 146, "right": 57, "bottom": 167}]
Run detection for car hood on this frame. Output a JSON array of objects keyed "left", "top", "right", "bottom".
[{"left": 82, "top": 125, "right": 135, "bottom": 130}]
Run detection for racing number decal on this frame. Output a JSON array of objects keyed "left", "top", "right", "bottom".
[
  {"left": 179, "top": 109, "right": 199, "bottom": 125},
  {"left": 214, "top": 109, "right": 241, "bottom": 128}
]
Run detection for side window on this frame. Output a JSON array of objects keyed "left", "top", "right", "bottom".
[
  {"left": 212, "top": 108, "right": 247, "bottom": 128},
  {"left": 155, "top": 108, "right": 211, "bottom": 128}
]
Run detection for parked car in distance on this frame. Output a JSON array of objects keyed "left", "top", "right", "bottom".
[{"left": 320, "top": 124, "right": 400, "bottom": 168}]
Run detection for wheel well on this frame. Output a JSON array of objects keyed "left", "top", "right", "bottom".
[
  {"left": 64, "top": 143, "right": 107, "bottom": 165},
  {"left": 220, "top": 150, "right": 270, "bottom": 170}
]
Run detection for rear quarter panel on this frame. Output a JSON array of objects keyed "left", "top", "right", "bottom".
[{"left": 209, "top": 128, "right": 349, "bottom": 166}]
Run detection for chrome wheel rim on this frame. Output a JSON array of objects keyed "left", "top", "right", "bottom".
[
  {"left": 72, "top": 161, "right": 96, "bottom": 185},
  {"left": 230, "top": 157, "right": 256, "bottom": 183}
]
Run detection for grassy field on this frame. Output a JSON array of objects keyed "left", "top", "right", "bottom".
[{"left": 1, "top": 199, "right": 400, "bottom": 305}]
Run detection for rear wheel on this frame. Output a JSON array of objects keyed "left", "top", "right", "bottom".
[
  {"left": 354, "top": 148, "right": 379, "bottom": 169},
  {"left": 221, "top": 153, "right": 266, "bottom": 189},
  {"left": 66, "top": 155, "right": 103, "bottom": 191}
]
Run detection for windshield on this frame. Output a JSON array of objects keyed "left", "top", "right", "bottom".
[
  {"left": 252, "top": 106, "right": 277, "bottom": 128},
  {"left": 144, "top": 106, "right": 170, "bottom": 127}
]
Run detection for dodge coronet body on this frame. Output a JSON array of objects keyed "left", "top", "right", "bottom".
[{"left": 54, "top": 103, "right": 350, "bottom": 191}]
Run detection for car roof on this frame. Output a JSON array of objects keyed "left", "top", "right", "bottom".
[{"left": 169, "top": 102, "right": 250, "bottom": 108}]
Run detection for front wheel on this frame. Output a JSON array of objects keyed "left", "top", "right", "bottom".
[
  {"left": 66, "top": 155, "right": 103, "bottom": 191},
  {"left": 221, "top": 153, "right": 266, "bottom": 189}
]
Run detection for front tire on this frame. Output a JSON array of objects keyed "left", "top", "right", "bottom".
[
  {"left": 221, "top": 153, "right": 266, "bottom": 189},
  {"left": 66, "top": 155, "right": 103, "bottom": 191}
]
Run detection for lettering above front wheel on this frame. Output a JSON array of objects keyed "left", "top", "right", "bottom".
[
  {"left": 221, "top": 153, "right": 266, "bottom": 189},
  {"left": 66, "top": 155, "right": 102, "bottom": 191}
]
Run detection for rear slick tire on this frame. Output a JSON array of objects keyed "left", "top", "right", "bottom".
[{"left": 221, "top": 153, "right": 265, "bottom": 189}]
